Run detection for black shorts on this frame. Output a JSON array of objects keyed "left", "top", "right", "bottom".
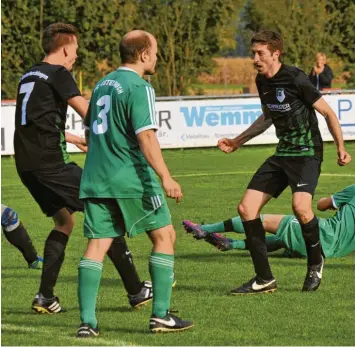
[
  {"left": 247, "top": 155, "right": 322, "bottom": 198},
  {"left": 18, "top": 162, "right": 84, "bottom": 217}
]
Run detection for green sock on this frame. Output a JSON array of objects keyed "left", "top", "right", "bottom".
[
  {"left": 78, "top": 257, "right": 103, "bottom": 328},
  {"left": 149, "top": 252, "right": 174, "bottom": 318},
  {"left": 201, "top": 221, "right": 226, "bottom": 233},
  {"left": 201, "top": 216, "right": 244, "bottom": 233},
  {"left": 231, "top": 239, "right": 246, "bottom": 249},
  {"left": 202, "top": 215, "right": 264, "bottom": 234}
]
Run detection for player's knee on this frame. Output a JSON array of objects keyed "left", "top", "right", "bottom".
[
  {"left": 237, "top": 203, "right": 246, "bottom": 218},
  {"left": 150, "top": 225, "right": 175, "bottom": 249},
  {"left": 238, "top": 202, "right": 254, "bottom": 220},
  {"left": 156, "top": 229, "right": 174, "bottom": 245},
  {"left": 292, "top": 205, "right": 313, "bottom": 224},
  {"left": 170, "top": 228, "right": 176, "bottom": 245},
  {"left": 54, "top": 216, "right": 75, "bottom": 235},
  {"left": 85, "top": 238, "right": 112, "bottom": 261}
]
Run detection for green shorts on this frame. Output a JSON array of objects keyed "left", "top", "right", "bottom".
[
  {"left": 83, "top": 194, "right": 171, "bottom": 239},
  {"left": 276, "top": 215, "right": 307, "bottom": 257},
  {"left": 277, "top": 215, "right": 336, "bottom": 258}
]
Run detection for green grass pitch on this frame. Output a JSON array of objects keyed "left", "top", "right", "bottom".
[{"left": 2, "top": 142, "right": 355, "bottom": 346}]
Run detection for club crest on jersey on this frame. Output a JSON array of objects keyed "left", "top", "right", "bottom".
[{"left": 276, "top": 88, "right": 285, "bottom": 103}]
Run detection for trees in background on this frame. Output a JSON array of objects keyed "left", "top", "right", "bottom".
[
  {"left": 135, "top": 0, "right": 241, "bottom": 95},
  {"left": 241, "top": 0, "right": 355, "bottom": 86},
  {"left": 1, "top": 0, "right": 240, "bottom": 97},
  {"left": 1, "top": 0, "right": 42, "bottom": 98},
  {"left": 1, "top": 0, "right": 354, "bottom": 98},
  {"left": 1, "top": 0, "right": 137, "bottom": 97}
]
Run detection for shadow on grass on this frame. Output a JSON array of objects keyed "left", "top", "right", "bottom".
[
  {"left": 2, "top": 307, "right": 77, "bottom": 315},
  {"left": 99, "top": 305, "right": 133, "bottom": 313},
  {"left": 3, "top": 315, "right": 147, "bottom": 335},
  {"left": 176, "top": 250, "right": 309, "bottom": 261},
  {"left": 176, "top": 252, "right": 250, "bottom": 261}
]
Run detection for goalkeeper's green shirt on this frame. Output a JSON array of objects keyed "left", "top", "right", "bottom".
[
  {"left": 277, "top": 184, "right": 355, "bottom": 258},
  {"left": 320, "top": 184, "right": 355, "bottom": 258},
  {"left": 80, "top": 67, "right": 163, "bottom": 198}
]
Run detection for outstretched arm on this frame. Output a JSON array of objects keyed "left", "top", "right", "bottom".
[
  {"left": 218, "top": 111, "right": 273, "bottom": 153},
  {"left": 65, "top": 132, "right": 87, "bottom": 152},
  {"left": 67, "top": 96, "right": 89, "bottom": 119}
]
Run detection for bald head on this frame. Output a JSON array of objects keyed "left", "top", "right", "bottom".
[{"left": 119, "top": 30, "right": 155, "bottom": 64}]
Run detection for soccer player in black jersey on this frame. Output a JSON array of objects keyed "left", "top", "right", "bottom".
[
  {"left": 218, "top": 30, "right": 351, "bottom": 294},
  {"left": 14, "top": 23, "right": 152, "bottom": 314}
]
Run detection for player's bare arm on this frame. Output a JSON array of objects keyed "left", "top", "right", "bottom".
[
  {"left": 313, "top": 97, "right": 351, "bottom": 166},
  {"left": 68, "top": 95, "right": 89, "bottom": 119},
  {"left": 137, "top": 129, "right": 183, "bottom": 203},
  {"left": 218, "top": 110, "right": 272, "bottom": 153},
  {"left": 317, "top": 197, "right": 336, "bottom": 211},
  {"left": 65, "top": 131, "right": 87, "bottom": 152}
]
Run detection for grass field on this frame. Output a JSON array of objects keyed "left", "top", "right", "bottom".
[{"left": 2, "top": 143, "right": 355, "bottom": 346}]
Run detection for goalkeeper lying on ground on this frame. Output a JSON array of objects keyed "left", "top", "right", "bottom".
[{"left": 183, "top": 184, "right": 355, "bottom": 259}]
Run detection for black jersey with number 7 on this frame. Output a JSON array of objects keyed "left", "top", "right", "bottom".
[{"left": 14, "top": 62, "right": 81, "bottom": 172}]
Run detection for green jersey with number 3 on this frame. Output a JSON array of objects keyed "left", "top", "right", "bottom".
[{"left": 80, "top": 67, "right": 163, "bottom": 198}]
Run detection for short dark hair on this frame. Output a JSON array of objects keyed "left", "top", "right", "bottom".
[
  {"left": 42, "top": 23, "right": 78, "bottom": 55},
  {"left": 251, "top": 30, "right": 283, "bottom": 55},
  {"left": 119, "top": 33, "right": 152, "bottom": 64}
]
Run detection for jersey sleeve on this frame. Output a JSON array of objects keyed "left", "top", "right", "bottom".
[
  {"left": 128, "top": 85, "right": 158, "bottom": 134},
  {"left": 51, "top": 67, "right": 81, "bottom": 101},
  {"left": 331, "top": 185, "right": 355, "bottom": 209},
  {"left": 295, "top": 71, "right": 322, "bottom": 107}
]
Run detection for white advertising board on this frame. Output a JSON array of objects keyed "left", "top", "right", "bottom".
[{"left": 1, "top": 94, "right": 354, "bottom": 155}]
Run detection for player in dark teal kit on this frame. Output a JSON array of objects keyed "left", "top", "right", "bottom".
[
  {"left": 183, "top": 185, "right": 355, "bottom": 260},
  {"left": 217, "top": 30, "right": 351, "bottom": 294}
]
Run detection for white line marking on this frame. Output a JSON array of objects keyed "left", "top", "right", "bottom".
[
  {"left": 173, "top": 171, "right": 355, "bottom": 178},
  {"left": 1, "top": 172, "right": 354, "bottom": 188},
  {"left": 2, "top": 324, "right": 134, "bottom": 346}
]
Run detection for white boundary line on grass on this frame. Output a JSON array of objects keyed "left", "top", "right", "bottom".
[
  {"left": 1, "top": 324, "right": 135, "bottom": 346},
  {"left": 2, "top": 172, "right": 354, "bottom": 188},
  {"left": 173, "top": 171, "right": 355, "bottom": 178}
]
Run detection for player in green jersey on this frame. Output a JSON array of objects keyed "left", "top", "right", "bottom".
[
  {"left": 183, "top": 185, "right": 355, "bottom": 261},
  {"left": 77, "top": 30, "right": 193, "bottom": 338}
]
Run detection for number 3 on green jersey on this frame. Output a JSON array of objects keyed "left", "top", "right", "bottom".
[{"left": 93, "top": 95, "right": 110, "bottom": 135}]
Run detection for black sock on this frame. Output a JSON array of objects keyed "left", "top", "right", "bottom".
[
  {"left": 2, "top": 222, "right": 38, "bottom": 264},
  {"left": 243, "top": 218, "right": 273, "bottom": 281},
  {"left": 39, "top": 230, "right": 69, "bottom": 298},
  {"left": 301, "top": 216, "right": 322, "bottom": 266},
  {"left": 223, "top": 219, "right": 235, "bottom": 232},
  {"left": 106, "top": 236, "right": 142, "bottom": 296}
]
